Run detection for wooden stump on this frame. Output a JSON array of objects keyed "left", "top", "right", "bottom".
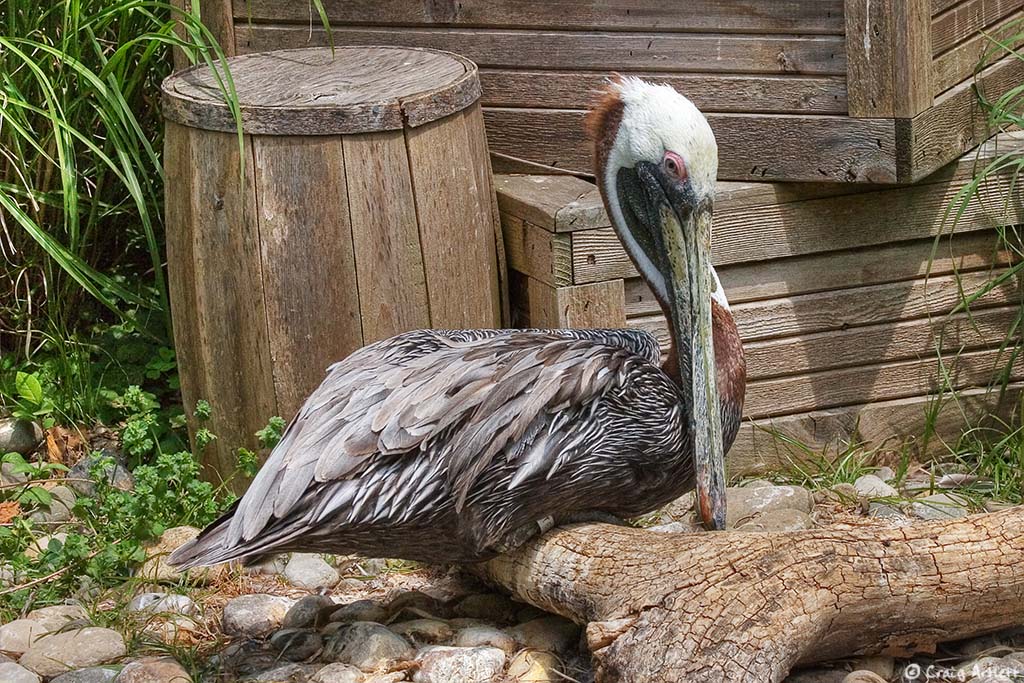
[{"left": 162, "top": 47, "right": 506, "bottom": 487}]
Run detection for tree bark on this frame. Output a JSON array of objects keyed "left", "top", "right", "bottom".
[{"left": 481, "top": 508, "right": 1024, "bottom": 682}]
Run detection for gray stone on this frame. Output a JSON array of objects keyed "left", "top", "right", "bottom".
[
  {"left": 270, "top": 629, "right": 324, "bottom": 661},
  {"left": 329, "top": 600, "right": 388, "bottom": 625},
  {"left": 19, "top": 627, "right": 126, "bottom": 677},
  {"left": 114, "top": 656, "right": 192, "bottom": 682},
  {"left": 139, "top": 526, "right": 226, "bottom": 584},
  {"left": 647, "top": 520, "right": 702, "bottom": 534},
  {"left": 50, "top": 668, "right": 119, "bottom": 683},
  {"left": 68, "top": 451, "right": 134, "bottom": 496},
  {"left": 726, "top": 485, "right": 814, "bottom": 528},
  {"left": 1, "top": 460, "right": 30, "bottom": 485},
  {"left": 853, "top": 474, "right": 899, "bottom": 500},
  {"left": 874, "top": 466, "right": 896, "bottom": 482},
  {"left": 27, "top": 484, "right": 76, "bottom": 524},
  {"left": 454, "top": 594, "right": 517, "bottom": 623},
  {"left": 453, "top": 625, "right": 520, "bottom": 655},
  {"left": 0, "top": 418, "right": 43, "bottom": 455},
  {"left": 283, "top": 594, "right": 336, "bottom": 629},
  {"left": 323, "top": 622, "right": 414, "bottom": 672},
  {"left": 412, "top": 646, "right": 506, "bottom": 683},
  {"left": 510, "top": 616, "right": 580, "bottom": 654},
  {"left": 128, "top": 592, "right": 198, "bottom": 617},
  {"left": 388, "top": 590, "right": 443, "bottom": 618},
  {"left": 309, "top": 663, "right": 363, "bottom": 683},
  {"left": 0, "top": 620, "right": 55, "bottom": 655},
  {"left": 222, "top": 595, "right": 295, "bottom": 637},
  {"left": 743, "top": 479, "right": 776, "bottom": 489},
  {"left": 507, "top": 649, "right": 563, "bottom": 682},
  {"left": 735, "top": 508, "right": 814, "bottom": 532},
  {"left": 841, "top": 672, "right": 886, "bottom": 683},
  {"left": 247, "top": 554, "right": 289, "bottom": 576},
  {"left": 851, "top": 656, "right": 894, "bottom": 679},
  {"left": 24, "top": 532, "right": 68, "bottom": 559},
  {"left": 27, "top": 604, "right": 88, "bottom": 624},
  {"left": 284, "top": 553, "right": 340, "bottom": 590},
  {"left": 363, "top": 675, "right": 405, "bottom": 683},
  {"left": 0, "top": 661, "right": 41, "bottom": 683},
  {"left": 912, "top": 493, "right": 969, "bottom": 520},
  {"left": 242, "top": 663, "right": 320, "bottom": 682},
  {"left": 829, "top": 483, "right": 859, "bottom": 502},
  {"left": 390, "top": 618, "right": 454, "bottom": 644},
  {"left": 782, "top": 668, "right": 848, "bottom": 683},
  {"left": 868, "top": 502, "right": 906, "bottom": 519}
]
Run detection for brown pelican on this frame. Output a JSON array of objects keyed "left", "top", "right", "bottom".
[{"left": 170, "top": 77, "right": 746, "bottom": 568}]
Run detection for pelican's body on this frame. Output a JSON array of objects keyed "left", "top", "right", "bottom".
[{"left": 171, "top": 78, "right": 746, "bottom": 569}]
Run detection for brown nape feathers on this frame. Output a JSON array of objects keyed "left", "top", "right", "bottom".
[{"left": 584, "top": 75, "right": 626, "bottom": 176}]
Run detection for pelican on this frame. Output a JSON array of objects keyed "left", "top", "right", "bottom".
[{"left": 170, "top": 77, "right": 746, "bottom": 568}]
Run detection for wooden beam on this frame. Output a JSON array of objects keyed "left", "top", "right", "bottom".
[
  {"left": 932, "top": 0, "right": 1023, "bottom": 56},
  {"left": 931, "top": 9, "right": 1024, "bottom": 95},
  {"left": 172, "top": 0, "right": 236, "bottom": 71},
  {"left": 501, "top": 215, "right": 574, "bottom": 287}
]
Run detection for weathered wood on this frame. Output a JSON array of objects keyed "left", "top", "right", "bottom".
[
  {"left": 237, "top": 25, "right": 847, "bottom": 76},
  {"left": 501, "top": 215, "right": 574, "bottom": 287},
  {"left": 165, "top": 126, "right": 277, "bottom": 488},
  {"left": 342, "top": 131, "right": 431, "bottom": 344},
  {"left": 482, "top": 506, "right": 1024, "bottom": 682},
  {"left": 162, "top": 46, "right": 480, "bottom": 134},
  {"left": 932, "top": 0, "right": 1023, "bottom": 55},
  {"left": 522, "top": 278, "right": 627, "bottom": 330},
  {"left": 931, "top": 9, "right": 1024, "bottom": 94},
  {"left": 252, "top": 136, "right": 363, "bottom": 420},
  {"left": 845, "top": 0, "right": 899, "bottom": 117},
  {"left": 171, "top": 0, "right": 235, "bottom": 71},
  {"left": 484, "top": 108, "right": 898, "bottom": 182},
  {"left": 235, "top": 0, "right": 846, "bottom": 34},
  {"left": 895, "top": 0, "right": 935, "bottom": 117},
  {"left": 495, "top": 174, "right": 605, "bottom": 233}
]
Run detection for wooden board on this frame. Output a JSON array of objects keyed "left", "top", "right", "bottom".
[
  {"left": 342, "top": 130, "right": 431, "bottom": 344},
  {"left": 252, "top": 135, "right": 364, "bottom": 420},
  {"left": 234, "top": 0, "right": 846, "bottom": 34},
  {"left": 501, "top": 215, "right": 573, "bottom": 287},
  {"left": 236, "top": 25, "right": 848, "bottom": 76},
  {"left": 727, "top": 383, "right": 1023, "bottom": 474},
  {"left": 495, "top": 174, "right": 606, "bottom": 233},
  {"left": 483, "top": 108, "right": 898, "bottom": 182},
  {"left": 524, "top": 277, "right": 627, "bottom": 329},
  {"left": 931, "top": 9, "right": 1024, "bottom": 95},
  {"left": 931, "top": 0, "right": 1023, "bottom": 56}
]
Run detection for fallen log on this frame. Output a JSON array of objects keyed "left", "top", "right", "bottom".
[{"left": 481, "top": 508, "right": 1024, "bottom": 682}]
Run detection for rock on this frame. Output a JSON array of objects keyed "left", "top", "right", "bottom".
[
  {"left": 27, "top": 485, "right": 76, "bottom": 524},
  {"left": 24, "top": 532, "right": 68, "bottom": 559},
  {"left": 0, "top": 661, "right": 41, "bottom": 683},
  {"left": 68, "top": 451, "right": 134, "bottom": 496},
  {"left": 222, "top": 595, "right": 295, "bottom": 637},
  {"left": 912, "top": 493, "right": 969, "bottom": 520},
  {"left": 284, "top": 553, "right": 340, "bottom": 590},
  {"left": 19, "top": 627, "right": 126, "bottom": 677},
  {"left": 454, "top": 594, "right": 517, "bottom": 623},
  {"left": 388, "top": 590, "right": 443, "bottom": 619},
  {"left": 241, "top": 663, "right": 320, "bottom": 681},
  {"left": 783, "top": 668, "right": 848, "bottom": 683},
  {"left": 647, "top": 521, "right": 702, "bottom": 534},
  {"left": 247, "top": 554, "right": 289, "bottom": 576},
  {"left": 363, "top": 675, "right": 405, "bottom": 683},
  {"left": 139, "top": 526, "right": 226, "bottom": 584},
  {"left": 510, "top": 616, "right": 580, "bottom": 654},
  {"left": 309, "top": 663, "right": 364, "bottom": 683},
  {"left": 329, "top": 600, "right": 389, "bottom": 625},
  {"left": 284, "top": 594, "right": 337, "bottom": 629},
  {"left": 851, "top": 656, "right": 894, "bottom": 679},
  {"left": 50, "top": 668, "right": 119, "bottom": 683},
  {"left": 735, "top": 508, "right": 814, "bottom": 532},
  {"left": 841, "top": 672, "right": 886, "bottom": 683},
  {"left": 26, "top": 604, "right": 88, "bottom": 623},
  {"left": 351, "top": 558, "right": 387, "bottom": 577},
  {"left": 114, "top": 657, "right": 192, "bottom": 682},
  {"left": 128, "top": 592, "right": 198, "bottom": 617},
  {"left": 0, "top": 418, "right": 43, "bottom": 455},
  {"left": 0, "top": 620, "right": 55, "bottom": 655},
  {"left": 853, "top": 474, "right": 899, "bottom": 499},
  {"left": 830, "top": 482, "right": 859, "bottom": 501},
  {"left": 270, "top": 629, "right": 324, "bottom": 661},
  {"left": 507, "top": 649, "right": 563, "bottom": 682},
  {"left": 1, "top": 460, "right": 30, "bottom": 485},
  {"left": 874, "top": 466, "right": 896, "bottom": 482},
  {"left": 743, "top": 479, "right": 776, "bottom": 489},
  {"left": 868, "top": 502, "right": 906, "bottom": 519},
  {"left": 323, "top": 622, "right": 414, "bottom": 671},
  {"left": 661, "top": 491, "right": 695, "bottom": 520},
  {"left": 390, "top": 618, "right": 454, "bottom": 644},
  {"left": 412, "top": 646, "right": 506, "bottom": 683},
  {"left": 453, "top": 625, "right": 520, "bottom": 655},
  {"left": 726, "top": 485, "right": 813, "bottom": 528}
]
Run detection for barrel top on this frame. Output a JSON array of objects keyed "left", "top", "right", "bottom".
[{"left": 162, "top": 46, "right": 481, "bottom": 135}]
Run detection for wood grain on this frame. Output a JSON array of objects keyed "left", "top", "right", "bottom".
[
  {"left": 844, "top": 0, "right": 898, "bottom": 117},
  {"left": 501, "top": 215, "right": 573, "bottom": 287},
  {"left": 931, "top": 0, "right": 1023, "bottom": 56},
  {"left": 931, "top": 9, "right": 1024, "bottom": 95},
  {"left": 495, "top": 174, "right": 602, "bottom": 232},
  {"left": 162, "top": 46, "right": 479, "bottom": 134},
  {"left": 234, "top": 0, "right": 846, "bottom": 34},
  {"left": 894, "top": 0, "right": 934, "bottom": 117},
  {"left": 342, "top": 130, "right": 431, "bottom": 344},
  {"left": 236, "top": 25, "right": 848, "bottom": 76}
]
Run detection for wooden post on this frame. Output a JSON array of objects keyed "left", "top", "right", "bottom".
[{"left": 170, "top": 0, "right": 236, "bottom": 72}]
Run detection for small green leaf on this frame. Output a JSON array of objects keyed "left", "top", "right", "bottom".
[{"left": 15, "top": 372, "right": 43, "bottom": 406}]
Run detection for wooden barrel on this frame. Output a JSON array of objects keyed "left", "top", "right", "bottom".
[{"left": 162, "top": 46, "right": 505, "bottom": 485}]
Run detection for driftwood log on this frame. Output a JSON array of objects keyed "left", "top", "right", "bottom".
[{"left": 480, "top": 508, "right": 1024, "bottom": 682}]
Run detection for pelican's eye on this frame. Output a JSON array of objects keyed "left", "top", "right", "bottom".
[{"left": 663, "top": 151, "right": 687, "bottom": 182}]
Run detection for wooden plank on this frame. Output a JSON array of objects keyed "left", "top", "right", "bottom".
[
  {"left": 405, "top": 113, "right": 502, "bottom": 328},
  {"left": 479, "top": 70, "right": 849, "bottom": 114},
  {"left": 236, "top": 25, "right": 848, "bottom": 76},
  {"left": 557, "top": 280, "right": 627, "bottom": 329},
  {"left": 628, "top": 270, "right": 1021, "bottom": 344},
  {"left": 525, "top": 276, "right": 560, "bottom": 328},
  {"left": 172, "top": 0, "right": 236, "bottom": 70},
  {"left": 931, "top": 9, "right": 1024, "bottom": 94},
  {"left": 571, "top": 151, "right": 1024, "bottom": 282},
  {"left": 895, "top": 0, "right": 934, "bottom": 116},
  {"left": 463, "top": 102, "right": 510, "bottom": 326},
  {"left": 234, "top": 0, "right": 846, "bottom": 34},
  {"left": 501, "top": 215, "right": 573, "bottom": 287},
  {"left": 933, "top": 0, "right": 967, "bottom": 16},
  {"left": 495, "top": 174, "right": 599, "bottom": 232},
  {"left": 623, "top": 231, "right": 1010, "bottom": 310},
  {"left": 253, "top": 136, "right": 364, "bottom": 420},
  {"left": 742, "top": 345, "right": 1024, "bottom": 418},
  {"left": 342, "top": 130, "right": 431, "bottom": 344},
  {"left": 743, "top": 306, "right": 1020, "bottom": 380},
  {"left": 727, "top": 383, "right": 1023, "bottom": 475},
  {"left": 932, "top": 0, "right": 1023, "bottom": 56},
  {"left": 845, "top": 0, "right": 898, "bottom": 117},
  {"left": 899, "top": 54, "right": 1024, "bottom": 181},
  {"left": 483, "top": 108, "right": 898, "bottom": 182}
]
